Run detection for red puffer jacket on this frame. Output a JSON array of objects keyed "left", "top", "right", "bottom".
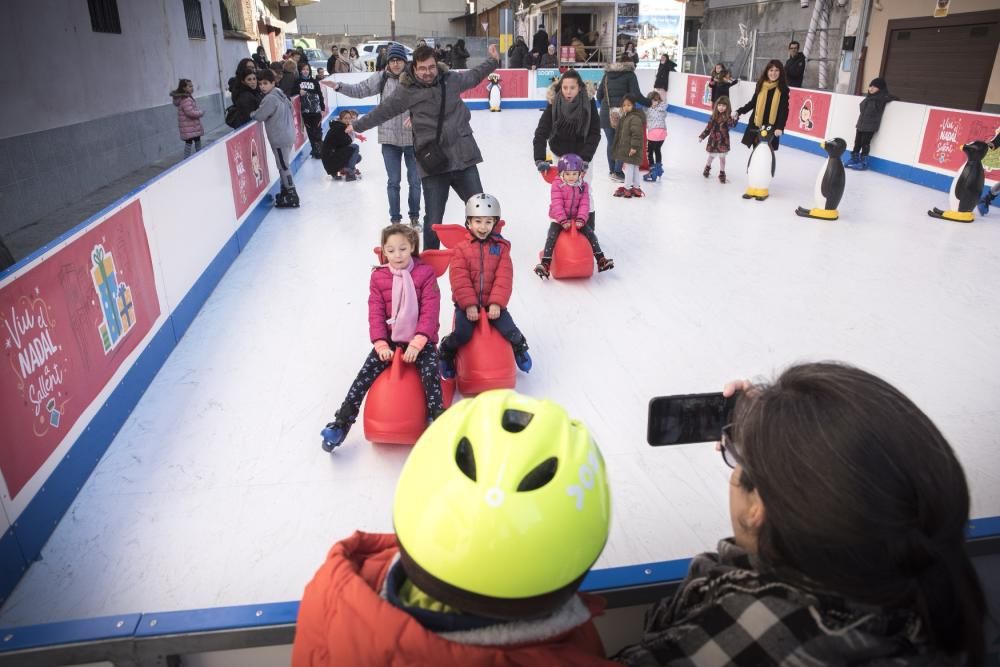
[
  {"left": 449, "top": 235, "right": 513, "bottom": 310},
  {"left": 292, "top": 531, "right": 615, "bottom": 667},
  {"left": 368, "top": 259, "right": 441, "bottom": 344}
]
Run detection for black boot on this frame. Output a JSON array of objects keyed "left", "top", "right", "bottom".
[
  {"left": 587, "top": 211, "right": 596, "bottom": 230},
  {"left": 275, "top": 186, "right": 299, "bottom": 208}
]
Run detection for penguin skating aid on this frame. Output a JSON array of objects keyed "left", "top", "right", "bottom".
[
  {"left": 743, "top": 127, "right": 775, "bottom": 201},
  {"left": 487, "top": 73, "right": 502, "bottom": 112},
  {"left": 928, "top": 141, "right": 989, "bottom": 223},
  {"left": 796, "top": 138, "right": 847, "bottom": 221}
]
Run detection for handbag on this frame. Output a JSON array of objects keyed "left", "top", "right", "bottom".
[
  {"left": 414, "top": 74, "right": 450, "bottom": 174},
  {"left": 605, "top": 78, "right": 622, "bottom": 129}
]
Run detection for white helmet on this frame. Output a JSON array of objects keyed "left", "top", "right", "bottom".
[{"left": 465, "top": 193, "right": 501, "bottom": 219}]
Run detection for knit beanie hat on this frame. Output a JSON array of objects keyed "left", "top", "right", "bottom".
[
  {"left": 388, "top": 44, "right": 408, "bottom": 62},
  {"left": 869, "top": 77, "right": 887, "bottom": 91}
]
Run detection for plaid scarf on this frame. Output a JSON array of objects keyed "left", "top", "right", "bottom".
[{"left": 613, "top": 539, "right": 950, "bottom": 667}]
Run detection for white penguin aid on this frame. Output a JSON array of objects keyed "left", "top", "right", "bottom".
[
  {"left": 487, "top": 73, "right": 502, "bottom": 112},
  {"left": 796, "top": 138, "right": 847, "bottom": 220},
  {"left": 743, "top": 125, "right": 776, "bottom": 201},
  {"left": 928, "top": 141, "right": 989, "bottom": 223}
]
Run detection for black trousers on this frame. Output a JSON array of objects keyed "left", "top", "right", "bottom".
[
  {"left": 303, "top": 112, "right": 323, "bottom": 154},
  {"left": 647, "top": 140, "right": 664, "bottom": 165},
  {"left": 440, "top": 307, "right": 527, "bottom": 359},
  {"left": 334, "top": 341, "right": 443, "bottom": 425},
  {"left": 541, "top": 222, "right": 603, "bottom": 261},
  {"left": 853, "top": 130, "right": 875, "bottom": 157}
]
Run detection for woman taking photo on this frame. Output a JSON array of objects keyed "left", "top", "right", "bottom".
[{"left": 615, "top": 362, "right": 986, "bottom": 666}]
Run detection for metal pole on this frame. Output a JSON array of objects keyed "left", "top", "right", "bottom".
[
  {"left": 390, "top": 0, "right": 396, "bottom": 40},
  {"left": 847, "top": 0, "right": 873, "bottom": 95}
]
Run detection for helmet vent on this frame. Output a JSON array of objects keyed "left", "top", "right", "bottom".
[
  {"left": 516, "top": 457, "right": 558, "bottom": 492},
  {"left": 455, "top": 437, "right": 476, "bottom": 481},
  {"left": 501, "top": 409, "right": 533, "bottom": 433}
]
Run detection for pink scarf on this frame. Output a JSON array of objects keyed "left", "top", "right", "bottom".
[{"left": 387, "top": 259, "right": 419, "bottom": 342}]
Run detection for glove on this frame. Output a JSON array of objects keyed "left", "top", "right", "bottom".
[
  {"left": 559, "top": 219, "right": 571, "bottom": 231},
  {"left": 536, "top": 161, "right": 551, "bottom": 173},
  {"left": 574, "top": 218, "right": 585, "bottom": 229}
]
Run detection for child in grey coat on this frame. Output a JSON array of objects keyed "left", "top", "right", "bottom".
[{"left": 253, "top": 69, "right": 299, "bottom": 208}]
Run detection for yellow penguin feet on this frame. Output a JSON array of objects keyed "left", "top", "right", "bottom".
[
  {"left": 796, "top": 206, "right": 838, "bottom": 220},
  {"left": 927, "top": 208, "right": 974, "bottom": 222}
]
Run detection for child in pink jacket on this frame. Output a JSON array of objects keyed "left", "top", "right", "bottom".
[
  {"left": 321, "top": 224, "right": 443, "bottom": 451},
  {"left": 170, "top": 79, "right": 205, "bottom": 158},
  {"left": 534, "top": 154, "right": 614, "bottom": 279}
]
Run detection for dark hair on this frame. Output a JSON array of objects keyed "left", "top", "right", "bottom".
[
  {"left": 350, "top": 47, "right": 359, "bottom": 58},
  {"left": 789, "top": 40, "right": 800, "bottom": 49},
  {"left": 412, "top": 44, "right": 436, "bottom": 64},
  {"left": 299, "top": 62, "right": 312, "bottom": 76},
  {"left": 711, "top": 95, "right": 731, "bottom": 120},
  {"left": 268, "top": 62, "right": 283, "bottom": 75},
  {"left": 338, "top": 108, "right": 358, "bottom": 120},
  {"left": 381, "top": 223, "right": 420, "bottom": 256},
  {"left": 340, "top": 47, "right": 347, "bottom": 55},
  {"left": 256, "top": 69, "right": 275, "bottom": 83},
  {"left": 712, "top": 62, "right": 730, "bottom": 78},
  {"left": 622, "top": 94, "right": 641, "bottom": 106},
  {"left": 171, "top": 78, "right": 192, "bottom": 95},
  {"left": 732, "top": 362, "right": 986, "bottom": 663},
  {"left": 256, "top": 46, "right": 266, "bottom": 55},
  {"left": 648, "top": 90, "right": 662, "bottom": 103},
  {"left": 235, "top": 58, "right": 255, "bottom": 78},
  {"left": 241, "top": 70, "right": 258, "bottom": 84},
  {"left": 558, "top": 68, "right": 583, "bottom": 88},
  {"left": 756, "top": 59, "right": 787, "bottom": 90}
]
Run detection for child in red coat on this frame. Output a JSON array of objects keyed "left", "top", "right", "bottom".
[
  {"left": 534, "top": 153, "right": 614, "bottom": 279},
  {"left": 439, "top": 194, "right": 531, "bottom": 377},
  {"left": 320, "top": 224, "right": 443, "bottom": 451}
]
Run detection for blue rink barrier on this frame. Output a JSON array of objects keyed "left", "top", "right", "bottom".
[{"left": 1, "top": 100, "right": 996, "bottom": 661}]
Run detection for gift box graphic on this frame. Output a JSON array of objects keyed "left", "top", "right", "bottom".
[
  {"left": 117, "top": 284, "right": 135, "bottom": 332},
  {"left": 91, "top": 244, "right": 135, "bottom": 353}
]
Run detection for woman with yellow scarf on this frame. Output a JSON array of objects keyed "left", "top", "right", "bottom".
[{"left": 735, "top": 60, "right": 790, "bottom": 150}]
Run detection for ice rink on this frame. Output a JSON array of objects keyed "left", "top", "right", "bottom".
[{"left": 2, "top": 108, "right": 999, "bottom": 628}]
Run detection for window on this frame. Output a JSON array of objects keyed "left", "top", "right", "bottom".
[
  {"left": 218, "top": 0, "right": 246, "bottom": 33},
  {"left": 88, "top": 0, "right": 121, "bottom": 34},
  {"left": 183, "top": 0, "right": 205, "bottom": 39}
]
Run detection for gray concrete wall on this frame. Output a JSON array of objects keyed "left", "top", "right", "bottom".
[{"left": 0, "top": 94, "right": 225, "bottom": 242}]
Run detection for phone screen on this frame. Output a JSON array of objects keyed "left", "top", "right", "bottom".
[{"left": 646, "top": 392, "right": 736, "bottom": 446}]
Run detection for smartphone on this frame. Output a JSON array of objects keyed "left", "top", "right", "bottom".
[{"left": 646, "top": 392, "right": 737, "bottom": 446}]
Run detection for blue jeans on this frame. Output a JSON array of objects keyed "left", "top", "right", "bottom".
[
  {"left": 382, "top": 144, "right": 421, "bottom": 222},
  {"left": 421, "top": 165, "right": 484, "bottom": 250},
  {"left": 346, "top": 144, "right": 362, "bottom": 170},
  {"left": 603, "top": 125, "right": 622, "bottom": 174}
]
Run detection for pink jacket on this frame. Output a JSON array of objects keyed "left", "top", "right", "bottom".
[
  {"left": 549, "top": 180, "right": 591, "bottom": 223},
  {"left": 172, "top": 93, "right": 204, "bottom": 140},
  {"left": 368, "top": 260, "right": 441, "bottom": 344}
]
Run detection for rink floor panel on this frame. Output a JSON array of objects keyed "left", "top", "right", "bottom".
[{"left": 2, "top": 109, "right": 999, "bottom": 627}]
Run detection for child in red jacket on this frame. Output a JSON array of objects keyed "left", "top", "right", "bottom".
[
  {"left": 534, "top": 153, "right": 614, "bottom": 279},
  {"left": 320, "top": 224, "right": 443, "bottom": 451},
  {"left": 439, "top": 193, "right": 531, "bottom": 377}
]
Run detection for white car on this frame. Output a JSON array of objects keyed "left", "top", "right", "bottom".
[{"left": 356, "top": 41, "right": 413, "bottom": 69}]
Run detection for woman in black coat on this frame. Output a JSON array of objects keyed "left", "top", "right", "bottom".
[
  {"left": 533, "top": 69, "right": 602, "bottom": 227},
  {"left": 451, "top": 39, "right": 470, "bottom": 69},
  {"left": 653, "top": 54, "right": 676, "bottom": 91},
  {"left": 596, "top": 61, "right": 641, "bottom": 179},
  {"left": 230, "top": 71, "right": 262, "bottom": 127},
  {"left": 735, "top": 59, "right": 790, "bottom": 150}
]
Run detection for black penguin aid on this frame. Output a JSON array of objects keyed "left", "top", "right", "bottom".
[
  {"left": 647, "top": 393, "right": 739, "bottom": 446},
  {"left": 928, "top": 141, "right": 990, "bottom": 223}
]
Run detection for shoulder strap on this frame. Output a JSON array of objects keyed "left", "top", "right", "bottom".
[
  {"left": 378, "top": 71, "right": 388, "bottom": 97},
  {"left": 435, "top": 73, "right": 447, "bottom": 142}
]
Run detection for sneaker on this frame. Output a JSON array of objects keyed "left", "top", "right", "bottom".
[
  {"left": 515, "top": 350, "right": 532, "bottom": 373},
  {"left": 534, "top": 261, "right": 551, "bottom": 279},
  {"left": 439, "top": 356, "right": 456, "bottom": 379},
  {"left": 409, "top": 216, "right": 422, "bottom": 230},
  {"left": 345, "top": 171, "right": 357, "bottom": 182},
  {"left": 596, "top": 255, "right": 614, "bottom": 272},
  {"left": 613, "top": 186, "right": 628, "bottom": 197},
  {"left": 718, "top": 171, "right": 727, "bottom": 184},
  {"left": 320, "top": 422, "right": 348, "bottom": 452},
  {"left": 642, "top": 171, "right": 656, "bottom": 182},
  {"left": 703, "top": 165, "right": 711, "bottom": 178},
  {"left": 629, "top": 187, "right": 644, "bottom": 198},
  {"left": 610, "top": 172, "right": 625, "bottom": 182}
]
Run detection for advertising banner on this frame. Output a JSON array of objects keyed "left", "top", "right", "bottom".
[
  {"left": 787, "top": 88, "right": 832, "bottom": 139},
  {"left": 292, "top": 96, "right": 306, "bottom": 151},
  {"left": 226, "top": 123, "right": 271, "bottom": 220},
  {"left": 918, "top": 108, "right": 1000, "bottom": 180},
  {"left": 460, "top": 69, "right": 529, "bottom": 100},
  {"left": 637, "top": 0, "right": 686, "bottom": 69},
  {"left": 0, "top": 200, "right": 160, "bottom": 498},
  {"left": 685, "top": 74, "right": 713, "bottom": 111}
]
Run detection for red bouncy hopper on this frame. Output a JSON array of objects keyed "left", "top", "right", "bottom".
[
  {"left": 455, "top": 308, "right": 516, "bottom": 395},
  {"left": 363, "top": 349, "right": 455, "bottom": 445},
  {"left": 371, "top": 247, "right": 452, "bottom": 277},
  {"left": 546, "top": 225, "right": 595, "bottom": 279},
  {"left": 431, "top": 222, "right": 507, "bottom": 250},
  {"left": 540, "top": 165, "right": 558, "bottom": 184}
]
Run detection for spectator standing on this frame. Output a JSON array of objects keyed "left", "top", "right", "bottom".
[
  {"left": 596, "top": 61, "right": 641, "bottom": 181},
  {"left": 279, "top": 59, "right": 299, "bottom": 98},
  {"left": 170, "top": 78, "right": 204, "bottom": 157},
  {"left": 451, "top": 39, "right": 470, "bottom": 69},
  {"left": 785, "top": 40, "right": 806, "bottom": 87},
  {"left": 347, "top": 44, "right": 502, "bottom": 250},
  {"left": 532, "top": 25, "right": 550, "bottom": 61},
  {"left": 376, "top": 46, "right": 389, "bottom": 72},
  {"left": 508, "top": 36, "right": 530, "bottom": 68},
  {"left": 298, "top": 63, "right": 326, "bottom": 159},
  {"left": 539, "top": 44, "right": 559, "bottom": 68},
  {"left": 653, "top": 53, "right": 676, "bottom": 94},
  {"left": 349, "top": 47, "right": 365, "bottom": 72},
  {"left": 252, "top": 45, "right": 269, "bottom": 71}
]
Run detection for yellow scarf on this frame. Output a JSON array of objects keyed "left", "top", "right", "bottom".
[{"left": 753, "top": 80, "right": 781, "bottom": 128}]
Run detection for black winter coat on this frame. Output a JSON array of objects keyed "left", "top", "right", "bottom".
[
  {"left": 231, "top": 84, "right": 262, "bottom": 127},
  {"left": 321, "top": 121, "right": 355, "bottom": 175},
  {"left": 856, "top": 89, "right": 893, "bottom": 133},
  {"left": 508, "top": 41, "right": 530, "bottom": 68},
  {"left": 533, "top": 82, "right": 601, "bottom": 163},
  {"left": 737, "top": 84, "right": 790, "bottom": 150},
  {"left": 785, "top": 53, "right": 806, "bottom": 87},
  {"left": 596, "top": 63, "right": 642, "bottom": 130},
  {"left": 532, "top": 30, "right": 550, "bottom": 56},
  {"left": 451, "top": 44, "right": 470, "bottom": 69},
  {"left": 709, "top": 76, "right": 737, "bottom": 102},
  {"left": 654, "top": 59, "right": 676, "bottom": 90}
]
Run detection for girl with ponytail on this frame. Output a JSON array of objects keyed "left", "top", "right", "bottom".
[{"left": 615, "top": 362, "right": 986, "bottom": 666}]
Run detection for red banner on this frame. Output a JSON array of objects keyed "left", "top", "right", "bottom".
[
  {"left": 787, "top": 88, "right": 831, "bottom": 139},
  {"left": 0, "top": 200, "right": 160, "bottom": 498},
  {"left": 292, "top": 96, "right": 306, "bottom": 151},
  {"left": 226, "top": 123, "right": 271, "bottom": 220},
  {"left": 685, "top": 74, "right": 713, "bottom": 110},
  {"left": 918, "top": 108, "right": 1000, "bottom": 180},
  {"left": 460, "top": 69, "right": 529, "bottom": 100}
]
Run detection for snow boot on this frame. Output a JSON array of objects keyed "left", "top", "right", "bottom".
[
  {"left": 534, "top": 259, "right": 551, "bottom": 279},
  {"left": 845, "top": 152, "right": 862, "bottom": 169},
  {"left": 320, "top": 419, "right": 351, "bottom": 452},
  {"left": 629, "top": 187, "right": 644, "bottom": 198},
  {"left": 275, "top": 186, "right": 299, "bottom": 208},
  {"left": 719, "top": 171, "right": 727, "bottom": 184},
  {"left": 614, "top": 186, "right": 628, "bottom": 198},
  {"left": 977, "top": 186, "right": 995, "bottom": 216},
  {"left": 596, "top": 254, "right": 614, "bottom": 272},
  {"left": 703, "top": 165, "right": 711, "bottom": 178}
]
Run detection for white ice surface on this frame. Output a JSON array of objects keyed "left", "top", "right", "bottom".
[{"left": 2, "top": 109, "right": 999, "bottom": 627}]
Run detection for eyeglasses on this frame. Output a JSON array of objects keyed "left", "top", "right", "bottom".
[{"left": 720, "top": 424, "right": 740, "bottom": 469}]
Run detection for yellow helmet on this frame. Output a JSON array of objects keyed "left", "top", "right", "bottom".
[{"left": 393, "top": 390, "right": 611, "bottom": 619}]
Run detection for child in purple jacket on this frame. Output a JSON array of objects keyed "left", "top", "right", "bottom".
[
  {"left": 321, "top": 224, "right": 443, "bottom": 451},
  {"left": 534, "top": 154, "right": 614, "bottom": 279}
]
